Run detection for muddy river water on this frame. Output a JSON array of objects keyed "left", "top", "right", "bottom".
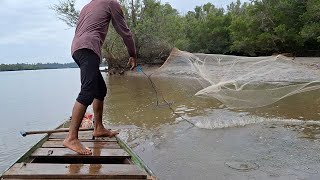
[{"left": 1, "top": 63, "right": 320, "bottom": 179}]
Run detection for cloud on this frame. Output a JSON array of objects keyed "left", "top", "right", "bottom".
[
  {"left": 0, "top": 0, "right": 244, "bottom": 64},
  {"left": 0, "top": 27, "right": 62, "bottom": 45},
  {"left": 164, "top": 0, "right": 243, "bottom": 13},
  {"left": 0, "top": 0, "right": 75, "bottom": 63},
  {"left": 0, "top": 0, "right": 70, "bottom": 44}
]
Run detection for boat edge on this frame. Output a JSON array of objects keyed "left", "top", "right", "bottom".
[
  {"left": 0, "top": 121, "right": 67, "bottom": 178},
  {"left": 116, "top": 135, "right": 157, "bottom": 180}
]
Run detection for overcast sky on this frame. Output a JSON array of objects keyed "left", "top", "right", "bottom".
[{"left": 0, "top": 0, "right": 243, "bottom": 64}]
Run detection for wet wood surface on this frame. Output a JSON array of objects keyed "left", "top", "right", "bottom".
[
  {"left": 1, "top": 127, "right": 156, "bottom": 180},
  {"left": 31, "top": 148, "right": 129, "bottom": 158},
  {"left": 48, "top": 131, "right": 117, "bottom": 142},
  {"left": 42, "top": 141, "right": 120, "bottom": 149},
  {"left": 2, "top": 163, "right": 148, "bottom": 179}
]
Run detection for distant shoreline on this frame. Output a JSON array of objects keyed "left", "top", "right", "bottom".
[
  {"left": 0, "top": 62, "right": 79, "bottom": 72},
  {"left": 0, "top": 67, "right": 79, "bottom": 72}
]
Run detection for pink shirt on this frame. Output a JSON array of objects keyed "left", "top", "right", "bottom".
[{"left": 71, "top": 0, "right": 136, "bottom": 59}]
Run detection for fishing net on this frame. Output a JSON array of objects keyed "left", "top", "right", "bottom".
[{"left": 150, "top": 48, "right": 320, "bottom": 109}]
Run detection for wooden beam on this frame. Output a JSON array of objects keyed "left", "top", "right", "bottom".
[
  {"left": 31, "top": 148, "right": 130, "bottom": 158},
  {"left": 48, "top": 132, "right": 116, "bottom": 142},
  {"left": 2, "top": 163, "right": 148, "bottom": 179},
  {"left": 42, "top": 141, "right": 120, "bottom": 149}
]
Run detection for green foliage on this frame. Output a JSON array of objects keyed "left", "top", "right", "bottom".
[
  {"left": 52, "top": 0, "right": 320, "bottom": 67},
  {"left": 0, "top": 63, "right": 78, "bottom": 72},
  {"left": 50, "top": 0, "right": 79, "bottom": 27},
  {"left": 134, "top": 1, "right": 183, "bottom": 60},
  {"left": 300, "top": 0, "right": 320, "bottom": 54},
  {"left": 185, "top": 3, "right": 231, "bottom": 54}
]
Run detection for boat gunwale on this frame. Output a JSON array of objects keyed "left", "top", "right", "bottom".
[
  {"left": 0, "top": 122, "right": 66, "bottom": 178},
  {"left": 116, "top": 136, "right": 157, "bottom": 179},
  {"left": 1, "top": 120, "right": 157, "bottom": 179}
]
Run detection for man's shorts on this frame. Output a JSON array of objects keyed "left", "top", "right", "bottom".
[{"left": 72, "top": 48, "right": 107, "bottom": 107}]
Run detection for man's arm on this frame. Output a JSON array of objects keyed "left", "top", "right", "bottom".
[{"left": 110, "top": 1, "right": 137, "bottom": 59}]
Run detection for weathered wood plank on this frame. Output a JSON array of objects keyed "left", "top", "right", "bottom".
[
  {"left": 49, "top": 131, "right": 92, "bottom": 139},
  {"left": 31, "top": 148, "right": 130, "bottom": 158},
  {"left": 2, "top": 163, "right": 147, "bottom": 179},
  {"left": 42, "top": 141, "right": 120, "bottom": 149},
  {"left": 48, "top": 139, "right": 118, "bottom": 142},
  {"left": 49, "top": 132, "right": 116, "bottom": 142}
]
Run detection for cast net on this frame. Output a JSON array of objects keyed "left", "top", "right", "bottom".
[{"left": 150, "top": 48, "right": 320, "bottom": 109}]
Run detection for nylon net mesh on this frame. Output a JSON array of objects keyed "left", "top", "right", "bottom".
[{"left": 151, "top": 48, "right": 320, "bottom": 109}]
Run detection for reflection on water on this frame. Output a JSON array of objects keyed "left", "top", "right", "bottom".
[
  {"left": 67, "top": 164, "right": 102, "bottom": 175},
  {"left": 69, "top": 164, "right": 82, "bottom": 174}
]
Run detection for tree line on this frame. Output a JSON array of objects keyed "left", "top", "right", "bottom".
[
  {"left": 0, "top": 63, "right": 78, "bottom": 72},
  {"left": 52, "top": 0, "right": 320, "bottom": 68}
]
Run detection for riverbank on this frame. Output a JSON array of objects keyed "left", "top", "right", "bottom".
[
  {"left": 0, "top": 62, "right": 80, "bottom": 72},
  {"left": 121, "top": 56, "right": 320, "bottom": 78}
]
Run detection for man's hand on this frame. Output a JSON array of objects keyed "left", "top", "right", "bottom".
[{"left": 127, "top": 57, "right": 137, "bottom": 71}]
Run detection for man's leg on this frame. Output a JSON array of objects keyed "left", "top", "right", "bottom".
[
  {"left": 92, "top": 99, "right": 118, "bottom": 137},
  {"left": 63, "top": 101, "right": 91, "bottom": 155},
  {"left": 63, "top": 49, "right": 99, "bottom": 154},
  {"left": 92, "top": 71, "right": 118, "bottom": 137}
]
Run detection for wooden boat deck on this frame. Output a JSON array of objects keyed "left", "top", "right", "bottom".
[{"left": 1, "top": 131, "right": 156, "bottom": 180}]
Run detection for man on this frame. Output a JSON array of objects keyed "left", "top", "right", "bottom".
[{"left": 63, "top": 0, "right": 137, "bottom": 155}]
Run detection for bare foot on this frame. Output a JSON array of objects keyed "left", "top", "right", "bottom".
[
  {"left": 93, "top": 128, "right": 119, "bottom": 138},
  {"left": 63, "top": 138, "right": 92, "bottom": 155}
]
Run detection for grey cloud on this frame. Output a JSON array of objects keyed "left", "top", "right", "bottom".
[
  {"left": 0, "top": 0, "right": 74, "bottom": 63},
  {"left": 0, "top": 0, "right": 244, "bottom": 64}
]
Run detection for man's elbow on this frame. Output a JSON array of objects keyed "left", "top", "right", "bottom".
[{"left": 122, "top": 31, "right": 133, "bottom": 39}]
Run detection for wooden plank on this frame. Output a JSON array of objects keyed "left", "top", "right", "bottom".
[
  {"left": 48, "top": 139, "right": 118, "bottom": 142},
  {"left": 42, "top": 141, "right": 120, "bottom": 149},
  {"left": 2, "top": 163, "right": 147, "bottom": 179},
  {"left": 49, "top": 131, "right": 92, "bottom": 139},
  {"left": 49, "top": 132, "right": 116, "bottom": 142},
  {"left": 31, "top": 148, "right": 129, "bottom": 158}
]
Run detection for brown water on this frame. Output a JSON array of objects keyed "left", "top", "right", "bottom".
[
  {"left": 104, "top": 73, "right": 320, "bottom": 179},
  {"left": 1, "top": 68, "right": 320, "bottom": 179}
]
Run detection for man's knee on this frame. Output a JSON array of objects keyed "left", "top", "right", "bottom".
[
  {"left": 95, "top": 88, "right": 107, "bottom": 101},
  {"left": 77, "top": 90, "right": 95, "bottom": 107}
]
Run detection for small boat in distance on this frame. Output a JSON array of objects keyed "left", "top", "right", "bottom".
[
  {"left": 0, "top": 119, "right": 157, "bottom": 180},
  {"left": 99, "top": 66, "right": 108, "bottom": 72}
]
